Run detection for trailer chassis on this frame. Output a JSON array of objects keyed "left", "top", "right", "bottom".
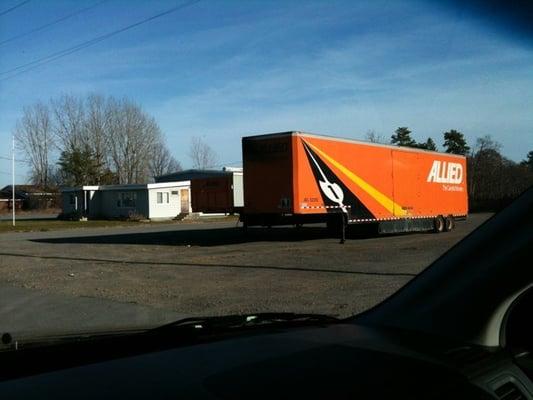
[{"left": 240, "top": 212, "right": 461, "bottom": 243}]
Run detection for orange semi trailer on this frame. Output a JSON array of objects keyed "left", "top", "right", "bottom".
[{"left": 241, "top": 131, "right": 468, "bottom": 238}]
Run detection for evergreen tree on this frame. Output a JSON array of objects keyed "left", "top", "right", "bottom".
[
  {"left": 58, "top": 145, "right": 102, "bottom": 186},
  {"left": 443, "top": 129, "right": 470, "bottom": 155},
  {"left": 422, "top": 137, "right": 437, "bottom": 151},
  {"left": 391, "top": 127, "right": 416, "bottom": 147}
]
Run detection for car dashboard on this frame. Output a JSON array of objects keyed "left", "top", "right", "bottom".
[{"left": 0, "top": 322, "right": 531, "bottom": 399}]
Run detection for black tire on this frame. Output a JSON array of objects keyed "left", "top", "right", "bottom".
[
  {"left": 433, "top": 215, "right": 445, "bottom": 233},
  {"left": 444, "top": 215, "right": 455, "bottom": 232}
]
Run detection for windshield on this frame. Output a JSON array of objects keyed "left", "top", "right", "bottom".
[{"left": 0, "top": 0, "right": 532, "bottom": 340}]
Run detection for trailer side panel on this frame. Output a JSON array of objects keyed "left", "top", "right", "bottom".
[
  {"left": 293, "top": 134, "right": 467, "bottom": 220},
  {"left": 391, "top": 149, "right": 468, "bottom": 218}
]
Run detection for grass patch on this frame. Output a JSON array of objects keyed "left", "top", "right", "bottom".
[
  {"left": 0, "top": 219, "right": 163, "bottom": 234},
  {"left": 0, "top": 215, "right": 239, "bottom": 234}
]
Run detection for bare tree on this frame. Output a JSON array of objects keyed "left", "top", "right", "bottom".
[
  {"left": 472, "top": 135, "right": 502, "bottom": 155},
  {"left": 14, "top": 102, "right": 55, "bottom": 188},
  {"left": 468, "top": 135, "right": 502, "bottom": 201},
  {"left": 106, "top": 98, "right": 162, "bottom": 184},
  {"left": 364, "top": 130, "right": 385, "bottom": 144},
  {"left": 47, "top": 165, "right": 65, "bottom": 187},
  {"left": 189, "top": 136, "right": 219, "bottom": 169},
  {"left": 16, "top": 93, "right": 179, "bottom": 186},
  {"left": 84, "top": 93, "right": 110, "bottom": 181},
  {"left": 149, "top": 140, "right": 182, "bottom": 179},
  {"left": 52, "top": 94, "right": 86, "bottom": 152}
]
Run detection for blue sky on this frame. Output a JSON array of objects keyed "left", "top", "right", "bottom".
[{"left": 0, "top": 0, "right": 532, "bottom": 185}]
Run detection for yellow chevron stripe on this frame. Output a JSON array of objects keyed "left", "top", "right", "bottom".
[{"left": 305, "top": 141, "right": 408, "bottom": 217}]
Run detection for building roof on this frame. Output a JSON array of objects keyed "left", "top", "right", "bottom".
[
  {"left": 0, "top": 189, "right": 25, "bottom": 200},
  {"left": 155, "top": 168, "right": 240, "bottom": 183},
  {"left": 60, "top": 181, "right": 190, "bottom": 193},
  {"left": 1, "top": 185, "right": 58, "bottom": 196}
]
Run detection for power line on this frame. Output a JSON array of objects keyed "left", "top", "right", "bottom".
[
  {"left": 0, "top": 0, "right": 109, "bottom": 47},
  {"left": 0, "top": 170, "right": 26, "bottom": 178},
  {"left": 0, "top": 155, "right": 28, "bottom": 163},
  {"left": 0, "top": 0, "right": 201, "bottom": 81},
  {"left": 0, "top": 0, "right": 31, "bottom": 17}
]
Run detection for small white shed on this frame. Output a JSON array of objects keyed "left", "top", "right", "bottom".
[{"left": 61, "top": 181, "right": 191, "bottom": 221}]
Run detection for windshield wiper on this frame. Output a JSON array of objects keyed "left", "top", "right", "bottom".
[
  {"left": 149, "top": 312, "right": 340, "bottom": 335},
  {"left": 0, "top": 313, "right": 339, "bottom": 352}
]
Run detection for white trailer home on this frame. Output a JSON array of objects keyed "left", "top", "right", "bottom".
[{"left": 61, "top": 181, "right": 191, "bottom": 220}]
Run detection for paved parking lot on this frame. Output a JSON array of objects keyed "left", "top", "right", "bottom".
[{"left": 0, "top": 214, "right": 490, "bottom": 336}]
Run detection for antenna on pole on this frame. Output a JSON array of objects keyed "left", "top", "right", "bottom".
[{"left": 12, "top": 135, "right": 15, "bottom": 227}]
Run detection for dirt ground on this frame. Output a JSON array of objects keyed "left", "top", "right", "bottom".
[{"left": 0, "top": 214, "right": 491, "bottom": 319}]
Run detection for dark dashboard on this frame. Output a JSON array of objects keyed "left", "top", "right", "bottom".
[{"left": 0, "top": 322, "right": 531, "bottom": 399}]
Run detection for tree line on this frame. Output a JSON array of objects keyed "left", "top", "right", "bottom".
[
  {"left": 14, "top": 93, "right": 185, "bottom": 187},
  {"left": 366, "top": 127, "right": 533, "bottom": 211}
]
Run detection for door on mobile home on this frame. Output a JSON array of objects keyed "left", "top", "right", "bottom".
[{"left": 180, "top": 189, "right": 189, "bottom": 213}]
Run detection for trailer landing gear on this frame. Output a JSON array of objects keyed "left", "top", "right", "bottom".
[
  {"left": 326, "top": 214, "right": 347, "bottom": 243},
  {"left": 340, "top": 213, "right": 347, "bottom": 244}
]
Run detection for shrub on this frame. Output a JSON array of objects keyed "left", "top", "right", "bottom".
[{"left": 127, "top": 210, "right": 146, "bottom": 222}]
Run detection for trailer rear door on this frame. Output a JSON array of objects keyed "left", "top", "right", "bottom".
[{"left": 242, "top": 134, "right": 293, "bottom": 215}]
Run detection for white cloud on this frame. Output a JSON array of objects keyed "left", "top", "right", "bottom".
[{"left": 149, "top": 29, "right": 533, "bottom": 167}]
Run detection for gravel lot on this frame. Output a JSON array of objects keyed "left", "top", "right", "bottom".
[{"left": 0, "top": 214, "right": 490, "bottom": 325}]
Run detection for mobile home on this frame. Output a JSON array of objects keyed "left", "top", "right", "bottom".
[{"left": 61, "top": 181, "right": 191, "bottom": 220}]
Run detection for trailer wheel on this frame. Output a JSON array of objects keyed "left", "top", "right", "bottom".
[
  {"left": 444, "top": 215, "right": 455, "bottom": 232},
  {"left": 433, "top": 215, "right": 445, "bottom": 233}
]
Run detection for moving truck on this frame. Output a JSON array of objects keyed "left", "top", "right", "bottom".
[
  {"left": 191, "top": 168, "right": 244, "bottom": 214},
  {"left": 241, "top": 131, "right": 468, "bottom": 239}
]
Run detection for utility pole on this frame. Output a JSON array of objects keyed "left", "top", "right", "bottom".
[{"left": 12, "top": 135, "right": 15, "bottom": 227}]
